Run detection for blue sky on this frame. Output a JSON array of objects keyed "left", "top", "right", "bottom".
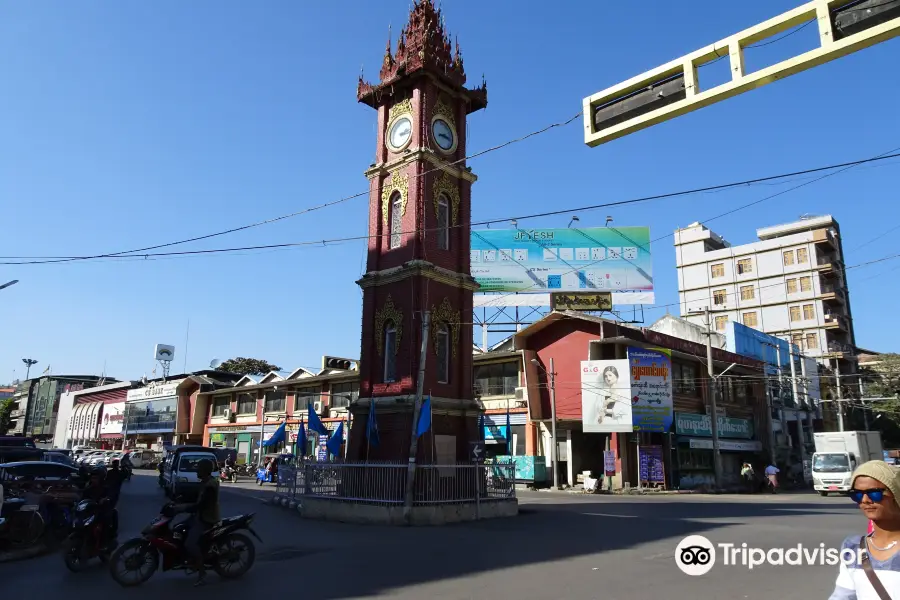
[{"left": 2, "top": 1, "right": 898, "bottom": 382}]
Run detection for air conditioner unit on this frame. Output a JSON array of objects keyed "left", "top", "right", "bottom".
[
  {"left": 313, "top": 401, "right": 324, "bottom": 413},
  {"left": 515, "top": 387, "right": 528, "bottom": 403},
  {"left": 222, "top": 408, "right": 231, "bottom": 420}
]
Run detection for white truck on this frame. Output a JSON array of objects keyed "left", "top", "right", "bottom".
[{"left": 812, "top": 431, "right": 883, "bottom": 496}]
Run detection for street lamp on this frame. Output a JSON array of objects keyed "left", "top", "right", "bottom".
[
  {"left": 531, "top": 358, "right": 559, "bottom": 490},
  {"left": 22, "top": 358, "right": 38, "bottom": 380},
  {"left": 0, "top": 280, "right": 18, "bottom": 291}
]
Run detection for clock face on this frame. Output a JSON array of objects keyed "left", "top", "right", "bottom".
[
  {"left": 432, "top": 118, "right": 455, "bottom": 151},
  {"left": 388, "top": 116, "right": 412, "bottom": 151}
]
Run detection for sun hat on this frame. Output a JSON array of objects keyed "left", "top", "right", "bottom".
[{"left": 852, "top": 460, "right": 900, "bottom": 508}]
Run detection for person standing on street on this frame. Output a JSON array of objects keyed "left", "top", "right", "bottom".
[
  {"left": 106, "top": 459, "right": 125, "bottom": 507},
  {"left": 764, "top": 463, "right": 780, "bottom": 493},
  {"left": 828, "top": 460, "right": 900, "bottom": 600},
  {"left": 741, "top": 462, "right": 755, "bottom": 493}
]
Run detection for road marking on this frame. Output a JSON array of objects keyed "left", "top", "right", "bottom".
[{"left": 581, "top": 512, "right": 639, "bottom": 518}]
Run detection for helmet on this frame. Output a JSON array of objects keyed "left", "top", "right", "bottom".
[
  {"left": 197, "top": 458, "right": 214, "bottom": 478},
  {"left": 110, "top": 459, "right": 120, "bottom": 469},
  {"left": 90, "top": 465, "right": 107, "bottom": 480}
]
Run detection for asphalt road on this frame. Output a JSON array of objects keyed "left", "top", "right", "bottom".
[{"left": 0, "top": 472, "right": 862, "bottom": 599}]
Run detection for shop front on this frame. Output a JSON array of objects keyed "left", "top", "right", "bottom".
[
  {"left": 100, "top": 401, "right": 125, "bottom": 449},
  {"left": 673, "top": 412, "right": 761, "bottom": 489},
  {"left": 125, "top": 382, "right": 180, "bottom": 450}
]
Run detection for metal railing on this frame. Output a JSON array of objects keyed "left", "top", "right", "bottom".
[{"left": 273, "top": 461, "right": 516, "bottom": 506}]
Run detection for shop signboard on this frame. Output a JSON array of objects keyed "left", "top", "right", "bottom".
[
  {"left": 687, "top": 438, "right": 762, "bottom": 452},
  {"left": 639, "top": 445, "right": 665, "bottom": 484},
  {"left": 581, "top": 359, "right": 633, "bottom": 433},
  {"left": 317, "top": 435, "right": 328, "bottom": 461},
  {"left": 470, "top": 226, "right": 653, "bottom": 296},
  {"left": 675, "top": 412, "right": 753, "bottom": 439},
  {"left": 126, "top": 381, "right": 180, "bottom": 402},
  {"left": 100, "top": 402, "right": 125, "bottom": 435},
  {"left": 603, "top": 450, "right": 616, "bottom": 476},
  {"left": 627, "top": 347, "right": 673, "bottom": 433}
]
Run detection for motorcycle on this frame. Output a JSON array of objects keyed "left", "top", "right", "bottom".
[
  {"left": 63, "top": 498, "right": 118, "bottom": 572},
  {"left": 108, "top": 501, "right": 259, "bottom": 587},
  {"left": 220, "top": 465, "right": 237, "bottom": 484}
]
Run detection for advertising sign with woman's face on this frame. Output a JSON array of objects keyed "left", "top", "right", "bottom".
[{"left": 581, "top": 359, "right": 633, "bottom": 433}]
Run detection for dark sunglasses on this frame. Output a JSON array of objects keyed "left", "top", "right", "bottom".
[{"left": 850, "top": 488, "right": 887, "bottom": 504}]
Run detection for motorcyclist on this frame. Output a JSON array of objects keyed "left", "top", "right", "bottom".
[
  {"left": 82, "top": 466, "right": 117, "bottom": 547},
  {"left": 106, "top": 459, "right": 126, "bottom": 507},
  {"left": 222, "top": 453, "right": 236, "bottom": 481},
  {"left": 175, "top": 458, "right": 220, "bottom": 586},
  {"left": 120, "top": 452, "right": 134, "bottom": 479}
]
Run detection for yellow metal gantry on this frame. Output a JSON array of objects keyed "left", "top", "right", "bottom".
[{"left": 583, "top": 0, "right": 900, "bottom": 147}]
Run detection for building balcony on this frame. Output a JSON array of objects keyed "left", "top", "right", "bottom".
[
  {"left": 816, "top": 252, "right": 842, "bottom": 272},
  {"left": 823, "top": 312, "right": 849, "bottom": 331},
  {"left": 812, "top": 228, "right": 837, "bottom": 250},
  {"left": 823, "top": 341, "right": 855, "bottom": 359},
  {"left": 820, "top": 282, "right": 845, "bottom": 304}
]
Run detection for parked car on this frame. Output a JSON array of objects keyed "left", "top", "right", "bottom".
[
  {"left": 0, "top": 461, "right": 82, "bottom": 486},
  {"left": 125, "top": 450, "right": 158, "bottom": 469},
  {"left": 42, "top": 452, "right": 76, "bottom": 467},
  {"left": 0, "top": 447, "right": 45, "bottom": 465},
  {"left": 162, "top": 451, "right": 220, "bottom": 500},
  {"left": 0, "top": 437, "right": 36, "bottom": 448}
]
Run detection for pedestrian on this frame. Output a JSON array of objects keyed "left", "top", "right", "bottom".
[
  {"left": 828, "top": 460, "right": 900, "bottom": 599},
  {"left": 764, "top": 463, "right": 780, "bottom": 493},
  {"left": 741, "top": 462, "right": 755, "bottom": 493}
]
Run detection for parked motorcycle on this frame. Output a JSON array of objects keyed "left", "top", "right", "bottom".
[
  {"left": 107, "top": 501, "right": 259, "bottom": 587},
  {"left": 62, "top": 498, "right": 118, "bottom": 572}
]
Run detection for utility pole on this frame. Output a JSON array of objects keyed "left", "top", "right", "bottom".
[
  {"left": 403, "top": 311, "right": 431, "bottom": 522},
  {"left": 703, "top": 308, "right": 723, "bottom": 489},
  {"left": 763, "top": 368, "right": 777, "bottom": 464},
  {"left": 834, "top": 360, "right": 845, "bottom": 432},
  {"left": 549, "top": 357, "right": 559, "bottom": 490},
  {"left": 788, "top": 343, "right": 808, "bottom": 476}
]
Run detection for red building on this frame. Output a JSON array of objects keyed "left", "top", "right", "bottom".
[{"left": 347, "top": 0, "right": 489, "bottom": 463}]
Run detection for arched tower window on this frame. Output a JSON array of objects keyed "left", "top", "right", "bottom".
[
  {"left": 436, "top": 194, "right": 450, "bottom": 250},
  {"left": 390, "top": 193, "right": 403, "bottom": 249},
  {"left": 384, "top": 321, "right": 397, "bottom": 382}
]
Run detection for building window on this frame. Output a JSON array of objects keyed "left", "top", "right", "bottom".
[
  {"left": 714, "top": 315, "right": 728, "bottom": 331},
  {"left": 212, "top": 395, "right": 230, "bottom": 417},
  {"left": 786, "top": 279, "right": 798, "bottom": 294},
  {"left": 294, "top": 387, "right": 320, "bottom": 411},
  {"left": 792, "top": 334, "right": 803, "bottom": 348},
  {"left": 384, "top": 321, "right": 397, "bottom": 382},
  {"left": 805, "top": 333, "right": 818, "bottom": 349},
  {"left": 783, "top": 250, "right": 795, "bottom": 266},
  {"left": 803, "top": 303, "right": 815, "bottom": 320},
  {"left": 473, "top": 361, "right": 519, "bottom": 397},
  {"left": 436, "top": 325, "right": 450, "bottom": 384},
  {"left": 742, "top": 311, "right": 758, "bottom": 327},
  {"left": 330, "top": 382, "right": 359, "bottom": 409},
  {"left": 800, "top": 276, "right": 812, "bottom": 292},
  {"left": 789, "top": 305, "right": 801, "bottom": 322},
  {"left": 713, "top": 289, "right": 727, "bottom": 305},
  {"left": 711, "top": 263, "right": 725, "bottom": 278},
  {"left": 737, "top": 258, "right": 753, "bottom": 274},
  {"left": 740, "top": 285, "right": 755, "bottom": 300},
  {"left": 797, "top": 247, "right": 808, "bottom": 264},
  {"left": 673, "top": 362, "right": 698, "bottom": 396},
  {"left": 436, "top": 195, "right": 450, "bottom": 251},
  {"left": 264, "top": 390, "right": 285, "bottom": 413},
  {"left": 237, "top": 393, "right": 256, "bottom": 415},
  {"left": 390, "top": 193, "right": 403, "bottom": 250}
]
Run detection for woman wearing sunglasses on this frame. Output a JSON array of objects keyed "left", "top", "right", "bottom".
[{"left": 829, "top": 460, "right": 900, "bottom": 600}]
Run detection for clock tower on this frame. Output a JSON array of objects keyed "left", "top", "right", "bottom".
[{"left": 348, "top": 0, "right": 487, "bottom": 462}]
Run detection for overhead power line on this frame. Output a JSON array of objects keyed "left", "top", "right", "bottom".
[{"left": 4, "top": 149, "right": 900, "bottom": 265}]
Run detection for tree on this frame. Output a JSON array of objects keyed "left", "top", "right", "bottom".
[
  {"left": 217, "top": 357, "right": 282, "bottom": 376},
  {"left": 858, "top": 353, "right": 900, "bottom": 445},
  {"left": 0, "top": 396, "right": 15, "bottom": 434}
]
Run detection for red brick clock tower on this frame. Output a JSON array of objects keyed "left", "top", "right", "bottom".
[{"left": 348, "top": 0, "right": 487, "bottom": 463}]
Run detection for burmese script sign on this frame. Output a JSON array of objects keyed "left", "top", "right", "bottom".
[
  {"left": 550, "top": 292, "right": 613, "bottom": 311},
  {"left": 627, "top": 347, "right": 673, "bottom": 433}
]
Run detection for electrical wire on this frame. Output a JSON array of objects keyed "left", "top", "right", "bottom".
[{"left": 5, "top": 150, "right": 900, "bottom": 265}]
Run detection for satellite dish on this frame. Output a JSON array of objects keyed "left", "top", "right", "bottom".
[
  {"left": 210, "top": 358, "right": 222, "bottom": 369},
  {"left": 140, "top": 375, "right": 148, "bottom": 385}
]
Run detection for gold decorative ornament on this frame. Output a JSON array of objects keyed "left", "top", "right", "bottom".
[
  {"left": 374, "top": 295, "right": 403, "bottom": 357},
  {"left": 432, "top": 172, "right": 460, "bottom": 226},
  {"left": 381, "top": 169, "right": 410, "bottom": 227},
  {"left": 389, "top": 98, "right": 412, "bottom": 124},
  {"left": 433, "top": 95, "right": 455, "bottom": 126},
  {"left": 431, "top": 297, "right": 460, "bottom": 357}
]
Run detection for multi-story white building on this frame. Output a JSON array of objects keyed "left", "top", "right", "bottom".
[{"left": 674, "top": 215, "right": 855, "bottom": 374}]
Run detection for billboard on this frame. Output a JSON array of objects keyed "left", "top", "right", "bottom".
[
  {"left": 581, "top": 359, "right": 633, "bottom": 433},
  {"left": 100, "top": 402, "right": 125, "bottom": 435},
  {"left": 627, "top": 347, "right": 674, "bottom": 433},
  {"left": 471, "top": 227, "right": 653, "bottom": 295}
]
